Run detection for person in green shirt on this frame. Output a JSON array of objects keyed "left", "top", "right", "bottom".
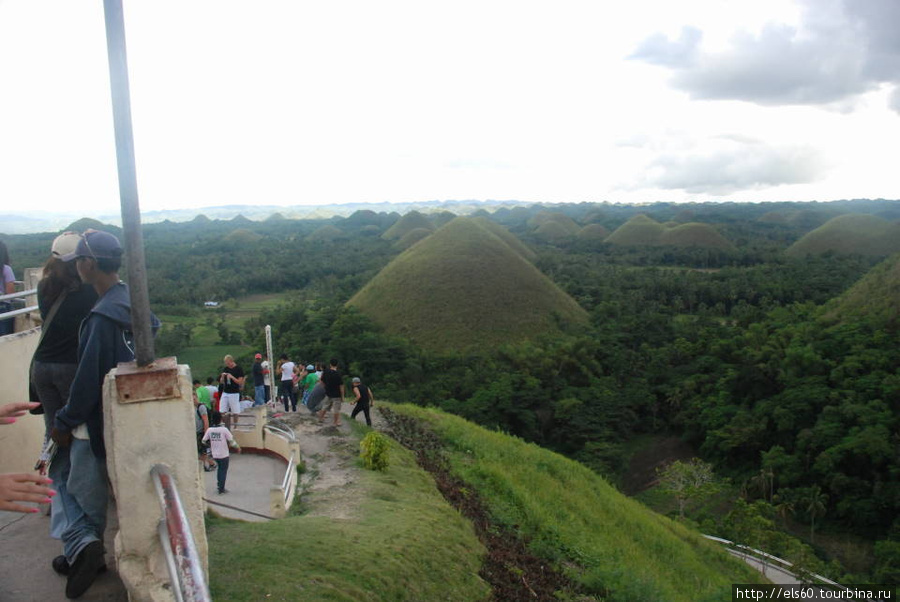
[
  {"left": 194, "top": 379, "right": 212, "bottom": 410},
  {"left": 300, "top": 364, "right": 318, "bottom": 408}
]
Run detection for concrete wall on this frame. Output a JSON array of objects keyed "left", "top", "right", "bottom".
[
  {"left": 0, "top": 328, "right": 44, "bottom": 473},
  {"left": 104, "top": 362, "right": 209, "bottom": 602}
]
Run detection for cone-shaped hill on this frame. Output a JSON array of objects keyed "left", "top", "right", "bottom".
[
  {"left": 306, "top": 225, "right": 346, "bottom": 243},
  {"left": 821, "top": 252, "right": 900, "bottom": 328},
  {"left": 348, "top": 217, "right": 588, "bottom": 351},
  {"left": 471, "top": 217, "right": 537, "bottom": 262},
  {"left": 393, "top": 227, "right": 432, "bottom": 251},
  {"left": 381, "top": 210, "right": 434, "bottom": 240},
  {"left": 606, "top": 215, "right": 734, "bottom": 250},
  {"left": 577, "top": 223, "right": 610, "bottom": 241},
  {"left": 786, "top": 214, "right": 900, "bottom": 257},
  {"left": 527, "top": 211, "right": 580, "bottom": 234}
]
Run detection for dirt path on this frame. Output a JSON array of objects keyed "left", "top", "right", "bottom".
[{"left": 271, "top": 404, "right": 387, "bottom": 520}]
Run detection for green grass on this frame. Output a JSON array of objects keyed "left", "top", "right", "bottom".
[
  {"left": 787, "top": 214, "right": 900, "bottom": 257},
  {"left": 386, "top": 403, "right": 766, "bottom": 601},
  {"left": 348, "top": 217, "right": 588, "bottom": 351},
  {"left": 206, "top": 429, "right": 490, "bottom": 601},
  {"left": 606, "top": 215, "right": 735, "bottom": 250}
]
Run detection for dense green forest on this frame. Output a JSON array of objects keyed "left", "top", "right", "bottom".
[{"left": 4, "top": 199, "right": 899, "bottom": 583}]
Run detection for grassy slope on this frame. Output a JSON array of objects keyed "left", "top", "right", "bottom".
[
  {"left": 606, "top": 215, "right": 666, "bottom": 246},
  {"left": 387, "top": 403, "right": 765, "bottom": 601},
  {"left": 787, "top": 214, "right": 900, "bottom": 257},
  {"left": 348, "top": 217, "right": 588, "bottom": 351},
  {"left": 821, "top": 252, "right": 900, "bottom": 325},
  {"left": 661, "top": 223, "right": 736, "bottom": 251},
  {"left": 381, "top": 210, "right": 433, "bottom": 240},
  {"left": 207, "top": 430, "right": 490, "bottom": 601}
]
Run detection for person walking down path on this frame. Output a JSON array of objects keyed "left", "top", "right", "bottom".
[
  {"left": 194, "top": 379, "right": 212, "bottom": 410},
  {"left": 317, "top": 358, "right": 345, "bottom": 427},
  {"left": 202, "top": 411, "right": 241, "bottom": 494},
  {"left": 300, "top": 364, "right": 317, "bottom": 407},
  {"left": 194, "top": 392, "right": 216, "bottom": 472},
  {"left": 349, "top": 377, "right": 375, "bottom": 427}
]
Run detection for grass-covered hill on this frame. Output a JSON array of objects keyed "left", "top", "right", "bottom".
[
  {"left": 471, "top": 216, "right": 537, "bottom": 262},
  {"left": 381, "top": 209, "right": 434, "bottom": 240},
  {"left": 381, "top": 404, "right": 765, "bottom": 600},
  {"left": 527, "top": 210, "right": 580, "bottom": 234},
  {"left": 821, "top": 252, "right": 900, "bottom": 327},
  {"left": 577, "top": 222, "right": 610, "bottom": 240},
  {"left": 393, "top": 227, "right": 432, "bottom": 250},
  {"left": 786, "top": 214, "right": 900, "bottom": 257},
  {"left": 347, "top": 217, "right": 588, "bottom": 351},
  {"left": 305, "top": 224, "right": 346, "bottom": 243},
  {"left": 605, "top": 214, "right": 734, "bottom": 250},
  {"left": 660, "top": 222, "right": 736, "bottom": 251}
]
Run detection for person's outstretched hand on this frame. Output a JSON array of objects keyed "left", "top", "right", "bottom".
[
  {"left": 0, "top": 473, "right": 54, "bottom": 513},
  {"left": 0, "top": 402, "right": 40, "bottom": 425}
]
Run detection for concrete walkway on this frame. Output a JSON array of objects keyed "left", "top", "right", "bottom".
[
  {"left": 0, "top": 500, "right": 128, "bottom": 601},
  {"left": 202, "top": 453, "right": 287, "bottom": 522}
]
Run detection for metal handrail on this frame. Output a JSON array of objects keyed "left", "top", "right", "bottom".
[
  {"left": 264, "top": 422, "right": 297, "bottom": 442},
  {"left": 0, "top": 287, "right": 36, "bottom": 302},
  {"left": 151, "top": 464, "right": 212, "bottom": 602},
  {"left": 0, "top": 304, "right": 39, "bottom": 319},
  {"left": 282, "top": 452, "right": 296, "bottom": 504}
]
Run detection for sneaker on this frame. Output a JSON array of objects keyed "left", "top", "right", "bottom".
[
  {"left": 218, "top": 489, "right": 228, "bottom": 495},
  {"left": 65, "top": 541, "right": 105, "bottom": 598}
]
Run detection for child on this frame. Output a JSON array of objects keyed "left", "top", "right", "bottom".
[{"left": 201, "top": 410, "right": 241, "bottom": 494}]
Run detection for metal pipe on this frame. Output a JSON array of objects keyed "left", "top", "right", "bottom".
[
  {"left": 151, "top": 464, "right": 212, "bottom": 602},
  {"left": 0, "top": 288, "right": 37, "bottom": 302},
  {"left": 0, "top": 305, "right": 39, "bottom": 320},
  {"left": 102, "top": 0, "right": 155, "bottom": 366}
]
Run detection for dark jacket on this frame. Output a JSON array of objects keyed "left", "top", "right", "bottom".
[{"left": 54, "top": 282, "right": 161, "bottom": 458}]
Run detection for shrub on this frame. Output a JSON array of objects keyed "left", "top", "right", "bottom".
[{"left": 360, "top": 431, "right": 390, "bottom": 471}]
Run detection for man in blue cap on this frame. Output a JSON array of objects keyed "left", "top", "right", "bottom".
[{"left": 50, "top": 229, "right": 160, "bottom": 599}]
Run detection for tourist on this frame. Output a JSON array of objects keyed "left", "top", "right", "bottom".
[
  {"left": 194, "top": 391, "right": 215, "bottom": 472},
  {"left": 0, "top": 240, "right": 15, "bottom": 335},
  {"left": 277, "top": 354, "right": 297, "bottom": 412},
  {"left": 317, "top": 358, "right": 345, "bottom": 427},
  {"left": 300, "top": 364, "right": 317, "bottom": 407},
  {"left": 349, "top": 377, "right": 375, "bottom": 427},
  {"left": 50, "top": 229, "right": 160, "bottom": 598},
  {"left": 202, "top": 410, "right": 241, "bottom": 495},
  {"left": 251, "top": 353, "right": 266, "bottom": 406},
  {"left": 194, "top": 379, "right": 212, "bottom": 410},
  {"left": 219, "top": 355, "right": 244, "bottom": 430}
]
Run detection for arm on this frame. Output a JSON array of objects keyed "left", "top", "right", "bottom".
[
  {"left": 53, "top": 316, "right": 113, "bottom": 443},
  {"left": 225, "top": 429, "right": 241, "bottom": 453},
  {"left": 369, "top": 387, "right": 375, "bottom": 405}
]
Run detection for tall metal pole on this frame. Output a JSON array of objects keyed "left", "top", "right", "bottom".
[{"left": 103, "top": 0, "right": 155, "bottom": 366}]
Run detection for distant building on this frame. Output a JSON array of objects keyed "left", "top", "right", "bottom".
[{"left": 204, "top": 301, "right": 219, "bottom": 308}]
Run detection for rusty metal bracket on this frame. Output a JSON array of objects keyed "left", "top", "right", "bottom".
[{"left": 114, "top": 356, "right": 180, "bottom": 404}]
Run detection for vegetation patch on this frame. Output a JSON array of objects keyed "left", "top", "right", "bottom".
[{"left": 380, "top": 404, "right": 763, "bottom": 601}]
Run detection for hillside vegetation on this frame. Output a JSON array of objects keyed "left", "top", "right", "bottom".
[
  {"left": 348, "top": 217, "right": 588, "bottom": 351},
  {"left": 381, "top": 210, "right": 434, "bottom": 240},
  {"left": 383, "top": 403, "right": 764, "bottom": 600},
  {"left": 786, "top": 214, "right": 900, "bottom": 257}
]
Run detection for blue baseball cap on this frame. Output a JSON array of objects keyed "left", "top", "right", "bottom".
[{"left": 60, "top": 229, "right": 123, "bottom": 262}]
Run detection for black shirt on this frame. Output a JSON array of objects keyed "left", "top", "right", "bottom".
[
  {"left": 252, "top": 361, "right": 264, "bottom": 386},
  {"left": 34, "top": 282, "right": 99, "bottom": 364},
  {"left": 222, "top": 364, "right": 244, "bottom": 394},
  {"left": 321, "top": 368, "right": 343, "bottom": 398},
  {"left": 355, "top": 384, "right": 370, "bottom": 406}
]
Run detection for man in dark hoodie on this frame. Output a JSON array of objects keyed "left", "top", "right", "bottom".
[{"left": 50, "top": 229, "right": 160, "bottom": 599}]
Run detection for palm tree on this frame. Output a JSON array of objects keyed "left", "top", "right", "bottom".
[{"left": 806, "top": 485, "right": 828, "bottom": 542}]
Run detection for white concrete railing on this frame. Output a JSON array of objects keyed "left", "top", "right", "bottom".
[{"left": 0, "top": 287, "right": 38, "bottom": 323}]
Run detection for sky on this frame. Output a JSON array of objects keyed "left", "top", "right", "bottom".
[{"left": 1, "top": 0, "right": 899, "bottom": 216}]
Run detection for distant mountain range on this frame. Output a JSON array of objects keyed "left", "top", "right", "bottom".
[{"left": 0, "top": 200, "right": 530, "bottom": 235}]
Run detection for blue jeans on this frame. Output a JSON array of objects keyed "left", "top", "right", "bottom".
[
  {"left": 216, "top": 456, "right": 230, "bottom": 493},
  {"left": 254, "top": 385, "right": 266, "bottom": 406},
  {"left": 55, "top": 438, "right": 108, "bottom": 563},
  {"left": 32, "top": 361, "right": 78, "bottom": 538}
]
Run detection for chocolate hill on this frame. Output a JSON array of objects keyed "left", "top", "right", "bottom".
[
  {"left": 348, "top": 217, "right": 588, "bottom": 351},
  {"left": 786, "top": 214, "right": 900, "bottom": 257}
]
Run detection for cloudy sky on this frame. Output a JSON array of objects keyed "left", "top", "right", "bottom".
[{"left": 1, "top": 0, "right": 898, "bottom": 216}]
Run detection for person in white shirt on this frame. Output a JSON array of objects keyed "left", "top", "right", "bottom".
[
  {"left": 276, "top": 354, "right": 297, "bottom": 412},
  {"left": 201, "top": 411, "right": 241, "bottom": 494}
]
